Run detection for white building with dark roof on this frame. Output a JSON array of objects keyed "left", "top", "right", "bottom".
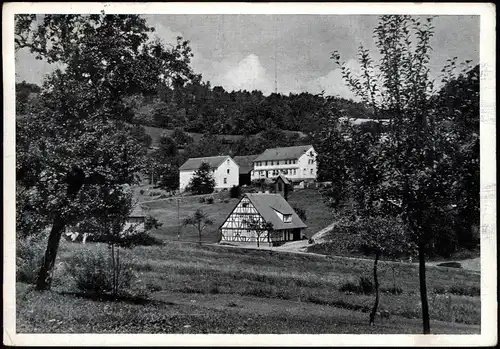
[
  {"left": 251, "top": 145, "right": 317, "bottom": 183},
  {"left": 219, "top": 193, "right": 307, "bottom": 245},
  {"left": 179, "top": 155, "right": 239, "bottom": 192}
]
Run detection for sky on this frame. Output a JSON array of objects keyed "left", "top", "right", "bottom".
[{"left": 15, "top": 15, "right": 479, "bottom": 100}]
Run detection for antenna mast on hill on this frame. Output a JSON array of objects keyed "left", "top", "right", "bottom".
[{"left": 274, "top": 37, "right": 278, "bottom": 94}]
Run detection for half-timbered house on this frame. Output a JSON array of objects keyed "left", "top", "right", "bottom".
[{"left": 219, "top": 193, "right": 307, "bottom": 245}]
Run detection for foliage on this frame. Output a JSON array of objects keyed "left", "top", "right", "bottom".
[
  {"left": 16, "top": 80, "right": 41, "bottom": 115},
  {"left": 16, "top": 233, "right": 48, "bottom": 284},
  {"left": 129, "top": 124, "right": 153, "bottom": 149},
  {"left": 15, "top": 14, "right": 200, "bottom": 290},
  {"left": 206, "top": 196, "right": 214, "bottom": 204},
  {"left": 324, "top": 15, "right": 479, "bottom": 334},
  {"left": 188, "top": 162, "right": 216, "bottom": 195},
  {"left": 339, "top": 276, "right": 374, "bottom": 294},
  {"left": 145, "top": 216, "right": 163, "bottom": 231},
  {"left": 171, "top": 127, "right": 193, "bottom": 146},
  {"left": 229, "top": 185, "right": 241, "bottom": 199},
  {"left": 292, "top": 204, "right": 307, "bottom": 222},
  {"left": 182, "top": 209, "right": 214, "bottom": 244},
  {"left": 66, "top": 248, "right": 135, "bottom": 298}
]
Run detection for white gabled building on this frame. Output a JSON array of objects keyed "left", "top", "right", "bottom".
[
  {"left": 179, "top": 155, "right": 239, "bottom": 192},
  {"left": 250, "top": 145, "right": 318, "bottom": 182},
  {"left": 219, "top": 193, "right": 307, "bottom": 245}
]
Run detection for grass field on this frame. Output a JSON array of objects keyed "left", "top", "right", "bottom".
[{"left": 17, "top": 240, "right": 480, "bottom": 334}]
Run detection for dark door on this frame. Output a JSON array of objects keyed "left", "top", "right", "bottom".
[{"left": 292, "top": 229, "right": 301, "bottom": 241}]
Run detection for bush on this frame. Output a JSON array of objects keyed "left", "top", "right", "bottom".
[
  {"left": 139, "top": 189, "right": 145, "bottom": 195},
  {"left": 339, "top": 276, "right": 374, "bottom": 294},
  {"left": 381, "top": 286, "right": 403, "bottom": 295},
  {"left": 292, "top": 204, "right": 307, "bottom": 222},
  {"left": 206, "top": 196, "right": 214, "bottom": 204},
  {"left": 433, "top": 285, "right": 447, "bottom": 294},
  {"left": 449, "top": 285, "right": 480, "bottom": 297},
  {"left": 199, "top": 197, "right": 205, "bottom": 203},
  {"left": 145, "top": 216, "right": 163, "bottom": 231},
  {"left": 89, "top": 231, "right": 163, "bottom": 247},
  {"left": 437, "top": 261, "right": 462, "bottom": 268},
  {"left": 67, "top": 249, "right": 135, "bottom": 298},
  {"left": 121, "top": 231, "right": 164, "bottom": 246},
  {"left": 16, "top": 233, "right": 47, "bottom": 284},
  {"left": 230, "top": 185, "right": 241, "bottom": 199}
]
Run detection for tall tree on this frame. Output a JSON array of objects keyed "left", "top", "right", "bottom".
[
  {"left": 15, "top": 14, "right": 198, "bottom": 290},
  {"left": 328, "top": 15, "right": 471, "bottom": 334}
]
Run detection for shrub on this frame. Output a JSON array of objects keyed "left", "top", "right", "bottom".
[
  {"left": 437, "top": 261, "right": 462, "bottom": 268},
  {"left": 199, "top": 197, "right": 206, "bottom": 203},
  {"left": 433, "top": 285, "right": 447, "bottom": 295},
  {"left": 139, "top": 189, "right": 145, "bottom": 195},
  {"left": 121, "top": 231, "right": 163, "bottom": 246},
  {"left": 89, "top": 231, "right": 163, "bottom": 247},
  {"left": 359, "top": 276, "right": 374, "bottom": 294},
  {"left": 206, "top": 196, "right": 214, "bottom": 204},
  {"left": 292, "top": 204, "right": 307, "bottom": 222},
  {"left": 145, "top": 216, "right": 163, "bottom": 231},
  {"left": 16, "top": 233, "right": 47, "bottom": 284},
  {"left": 67, "top": 249, "right": 135, "bottom": 298},
  {"left": 381, "top": 286, "right": 403, "bottom": 295},
  {"left": 339, "top": 276, "right": 374, "bottom": 294},
  {"left": 449, "top": 285, "right": 480, "bottom": 297},
  {"left": 230, "top": 185, "right": 241, "bottom": 198}
]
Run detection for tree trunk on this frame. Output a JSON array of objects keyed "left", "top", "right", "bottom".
[
  {"left": 418, "top": 243, "right": 431, "bottom": 334},
  {"left": 369, "top": 252, "right": 380, "bottom": 326},
  {"left": 35, "top": 215, "right": 67, "bottom": 291}
]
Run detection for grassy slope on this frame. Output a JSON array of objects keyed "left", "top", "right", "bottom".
[{"left": 17, "top": 241, "right": 480, "bottom": 333}]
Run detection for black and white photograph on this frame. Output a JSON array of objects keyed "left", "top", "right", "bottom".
[{"left": 3, "top": 2, "right": 496, "bottom": 347}]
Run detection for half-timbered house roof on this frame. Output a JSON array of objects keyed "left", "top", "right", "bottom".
[
  {"left": 253, "top": 145, "right": 313, "bottom": 162},
  {"left": 233, "top": 155, "right": 259, "bottom": 174},
  {"left": 179, "top": 155, "right": 231, "bottom": 171},
  {"left": 245, "top": 193, "right": 307, "bottom": 230}
]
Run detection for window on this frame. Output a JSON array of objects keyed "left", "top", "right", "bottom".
[
  {"left": 242, "top": 202, "right": 248, "bottom": 208},
  {"left": 265, "top": 161, "right": 268, "bottom": 166},
  {"left": 303, "top": 169, "right": 307, "bottom": 174},
  {"left": 283, "top": 214, "right": 292, "bottom": 223},
  {"left": 227, "top": 169, "right": 230, "bottom": 174},
  {"left": 224, "top": 178, "right": 227, "bottom": 184},
  {"left": 310, "top": 169, "right": 314, "bottom": 175},
  {"left": 227, "top": 159, "right": 230, "bottom": 164}
]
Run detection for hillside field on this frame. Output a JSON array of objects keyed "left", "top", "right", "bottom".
[
  {"left": 137, "top": 187, "right": 335, "bottom": 243},
  {"left": 17, "top": 240, "right": 480, "bottom": 334}
]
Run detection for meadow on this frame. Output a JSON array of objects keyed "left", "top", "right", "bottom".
[
  {"left": 17, "top": 239, "right": 480, "bottom": 334},
  {"left": 138, "top": 187, "right": 336, "bottom": 243}
]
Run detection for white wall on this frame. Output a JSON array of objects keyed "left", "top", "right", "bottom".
[
  {"left": 179, "top": 170, "right": 195, "bottom": 192},
  {"left": 250, "top": 146, "right": 318, "bottom": 182},
  {"left": 297, "top": 146, "right": 317, "bottom": 181},
  {"left": 179, "top": 157, "right": 239, "bottom": 192},
  {"left": 214, "top": 157, "right": 239, "bottom": 189}
]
